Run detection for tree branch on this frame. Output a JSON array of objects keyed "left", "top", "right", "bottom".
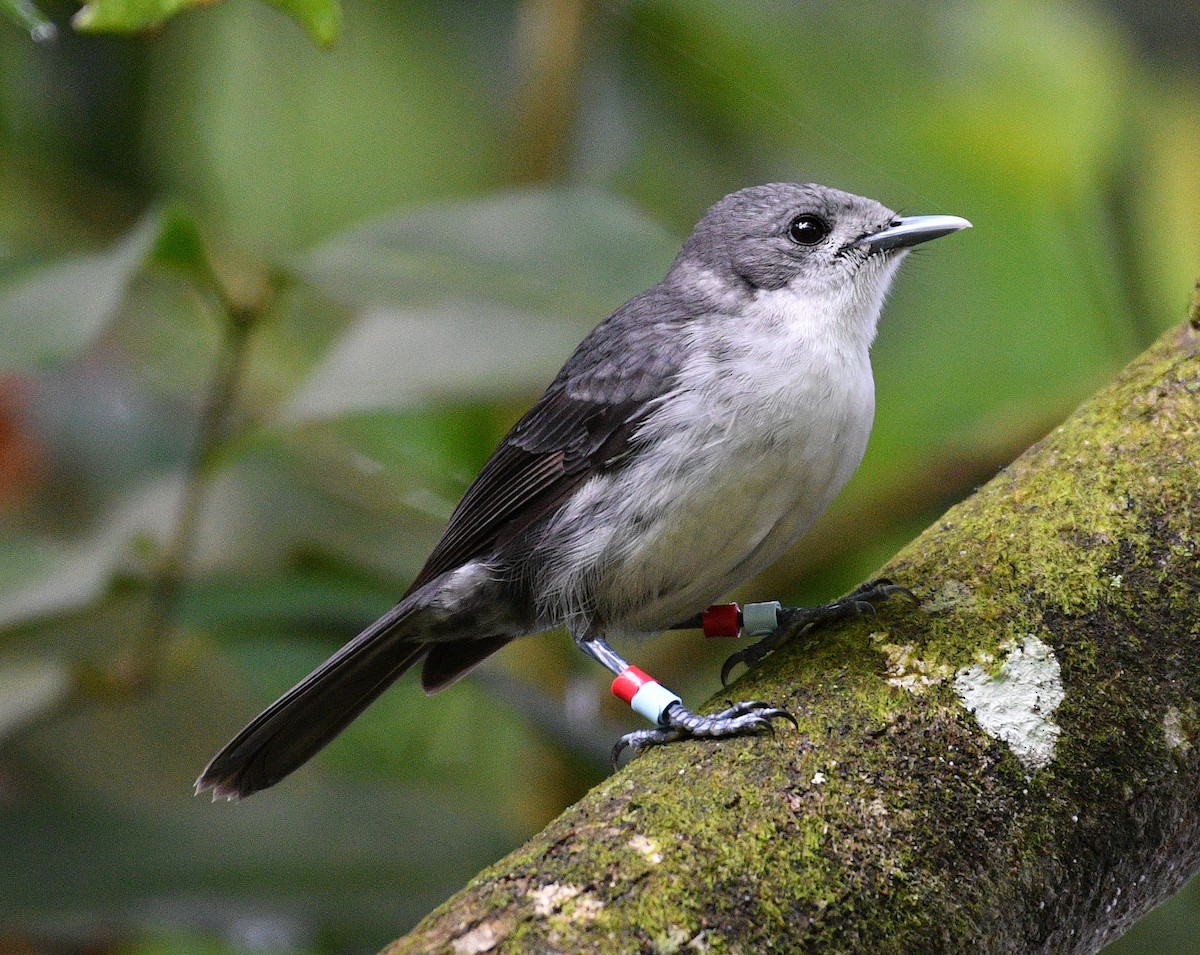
[{"left": 388, "top": 314, "right": 1200, "bottom": 955}]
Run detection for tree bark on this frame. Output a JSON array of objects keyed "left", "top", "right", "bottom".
[{"left": 387, "top": 313, "right": 1200, "bottom": 955}]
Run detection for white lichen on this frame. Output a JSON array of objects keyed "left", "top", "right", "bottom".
[
  {"left": 872, "top": 635, "right": 953, "bottom": 694},
  {"left": 629, "top": 833, "right": 663, "bottom": 864},
  {"left": 528, "top": 882, "right": 603, "bottom": 925},
  {"left": 1165, "top": 706, "right": 1191, "bottom": 751},
  {"left": 530, "top": 882, "right": 582, "bottom": 916},
  {"left": 452, "top": 922, "right": 502, "bottom": 954},
  {"left": 570, "top": 896, "right": 604, "bottom": 923},
  {"left": 954, "top": 634, "right": 1065, "bottom": 770}
]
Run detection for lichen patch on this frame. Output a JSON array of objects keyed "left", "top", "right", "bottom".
[
  {"left": 451, "top": 921, "right": 504, "bottom": 954},
  {"left": 528, "top": 881, "right": 603, "bottom": 926},
  {"left": 1165, "top": 706, "right": 1192, "bottom": 751},
  {"left": 872, "top": 635, "right": 953, "bottom": 693},
  {"left": 629, "top": 833, "right": 663, "bottom": 864},
  {"left": 570, "top": 895, "right": 604, "bottom": 923},
  {"left": 529, "top": 882, "right": 582, "bottom": 916},
  {"left": 954, "top": 634, "right": 1065, "bottom": 770}
]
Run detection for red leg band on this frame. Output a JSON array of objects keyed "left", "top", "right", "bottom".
[
  {"left": 612, "top": 665, "right": 655, "bottom": 704},
  {"left": 702, "top": 603, "right": 741, "bottom": 638}
]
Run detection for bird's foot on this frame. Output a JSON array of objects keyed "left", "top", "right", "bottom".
[
  {"left": 721, "top": 578, "right": 917, "bottom": 685},
  {"left": 612, "top": 699, "right": 795, "bottom": 766}
]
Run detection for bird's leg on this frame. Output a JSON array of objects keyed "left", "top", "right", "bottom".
[
  {"left": 711, "top": 578, "right": 917, "bottom": 685},
  {"left": 578, "top": 634, "right": 795, "bottom": 767}
]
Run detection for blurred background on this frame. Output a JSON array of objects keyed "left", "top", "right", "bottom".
[{"left": 0, "top": 0, "right": 1198, "bottom": 951}]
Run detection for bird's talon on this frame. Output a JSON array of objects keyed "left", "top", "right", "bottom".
[
  {"left": 760, "top": 707, "right": 798, "bottom": 729},
  {"left": 722, "top": 648, "right": 768, "bottom": 685},
  {"left": 612, "top": 697, "right": 794, "bottom": 766},
  {"left": 611, "top": 724, "right": 688, "bottom": 768},
  {"left": 720, "top": 653, "right": 744, "bottom": 687}
]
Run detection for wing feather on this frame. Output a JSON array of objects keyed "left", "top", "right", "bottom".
[
  {"left": 405, "top": 283, "right": 691, "bottom": 594},
  {"left": 405, "top": 391, "right": 649, "bottom": 593}
]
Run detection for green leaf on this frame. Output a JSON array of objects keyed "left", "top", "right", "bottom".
[
  {"left": 285, "top": 188, "right": 679, "bottom": 420},
  {"left": 2, "top": 0, "right": 57, "bottom": 41},
  {"left": 298, "top": 187, "right": 677, "bottom": 316},
  {"left": 0, "top": 207, "right": 226, "bottom": 379},
  {"left": 148, "top": 205, "right": 215, "bottom": 288},
  {"left": 71, "top": 0, "right": 190, "bottom": 33},
  {"left": 279, "top": 302, "right": 589, "bottom": 421},
  {"left": 72, "top": 0, "right": 340, "bottom": 45},
  {"left": 148, "top": 1, "right": 493, "bottom": 247},
  {"left": 261, "top": 0, "right": 338, "bottom": 47},
  {"left": 0, "top": 213, "right": 160, "bottom": 371}
]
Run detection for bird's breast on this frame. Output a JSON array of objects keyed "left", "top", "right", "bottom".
[{"left": 535, "top": 317, "right": 876, "bottom": 636}]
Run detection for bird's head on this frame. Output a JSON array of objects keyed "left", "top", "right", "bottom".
[{"left": 672, "top": 182, "right": 970, "bottom": 343}]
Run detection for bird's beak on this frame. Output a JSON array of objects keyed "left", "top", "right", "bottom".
[{"left": 850, "top": 214, "right": 972, "bottom": 254}]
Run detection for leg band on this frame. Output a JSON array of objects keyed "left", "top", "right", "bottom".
[
  {"left": 700, "top": 601, "right": 782, "bottom": 638},
  {"left": 612, "top": 666, "right": 683, "bottom": 725}
]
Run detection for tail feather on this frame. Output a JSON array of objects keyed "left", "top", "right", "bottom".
[
  {"left": 196, "top": 602, "right": 427, "bottom": 800},
  {"left": 421, "top": 635, "right": 513, "bottom": 692}
]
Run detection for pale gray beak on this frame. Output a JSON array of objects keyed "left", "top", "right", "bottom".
[{"left": 851, "top": 214, "right": 972, "bottom": 254}]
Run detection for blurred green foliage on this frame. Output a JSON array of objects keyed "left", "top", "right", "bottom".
[
  {"left": 5, "top": 0, "right": 339, "bottom": 45},
  {"left": 1, "top": 0, "right": 1198, "bottom": 952}
]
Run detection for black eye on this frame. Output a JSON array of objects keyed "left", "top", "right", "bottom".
[{"left": 787, "top": 214, "right": 830, "bottom": 245}]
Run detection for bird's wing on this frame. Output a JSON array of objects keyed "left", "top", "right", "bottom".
[
  {"left": 405, "top": 295, "right": 686, "bottom": 594},
  {"left": 404, "top": 388, "right": 654, "bottom": 594}
]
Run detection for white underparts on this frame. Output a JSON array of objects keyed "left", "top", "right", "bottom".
[{"left": 535, "top": 271, "right": 882, "bottom": 636}]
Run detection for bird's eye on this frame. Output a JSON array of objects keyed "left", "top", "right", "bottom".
[{"left": 787, "top": 214, "right": 830, "bottom": 245}]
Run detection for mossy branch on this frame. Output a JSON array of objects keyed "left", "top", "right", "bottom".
[{"left": 389, "top": 315, "right": 1200, "bottom": 955}]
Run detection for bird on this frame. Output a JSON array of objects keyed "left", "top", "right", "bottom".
[{"left": 197, "top": 182, "right": 970, "bottom": 800}]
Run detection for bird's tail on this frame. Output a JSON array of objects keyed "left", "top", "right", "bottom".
[{"left": 196, "top": 602, "right": 427, "bottom": 801}]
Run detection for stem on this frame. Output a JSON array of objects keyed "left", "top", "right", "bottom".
[
  {"left": 126, "top": 288, "right": 259, "bottom": 689},
  {"left": 508, "top": 0, "right": 593, "bottom": 183}
]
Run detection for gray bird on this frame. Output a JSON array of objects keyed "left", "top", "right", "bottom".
[{"left": 197, "top": 183, "right": 970, "bottom": 799}]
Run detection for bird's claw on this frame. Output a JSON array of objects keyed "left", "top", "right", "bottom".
[
  {"left": 720, "top": 578, "right": 918, "bottom": 686},
  {"left": 611, "top": 699, "right": 794, "bottom": 767},
  {"left": 720, "top": 643, "right": 772, "bottom": 686},
  {"left": 855, "top": 577, "right": 918, "bottom": 607}
]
